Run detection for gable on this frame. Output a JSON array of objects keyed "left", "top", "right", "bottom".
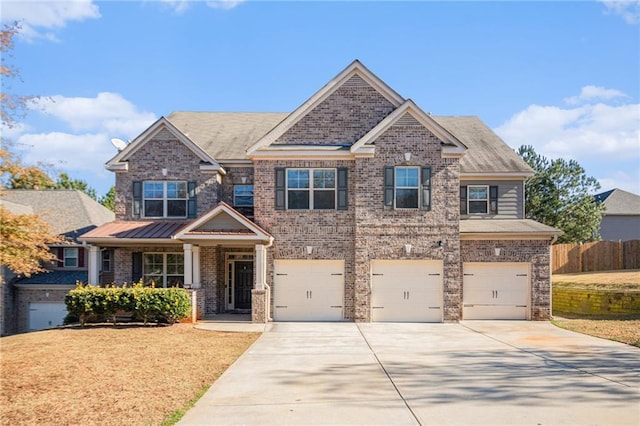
[
  {"left": 247, "top": 60, "right": 405, "bottom": 156},
  {"left": 106, "top": 117, "right": 223, "bottom": 174}
]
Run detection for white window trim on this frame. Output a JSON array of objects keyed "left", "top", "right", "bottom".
[
  {"left": 394, "top": 166, "right": 420, "bottom": 209},
  {"left": 64, "top": 247, "right": 78, "bottom": 268},
  {"left": 142, "top": 252, "right": 184, "bottom": 288},
  {"left": 285, "top": 168, "right": 337, "bottom": 210},
  {"left": 142, "top": 181, "right": 188, "bottom": 219},
  {"left": 467, "top": 185, "right": 489, "bottom": 215}
]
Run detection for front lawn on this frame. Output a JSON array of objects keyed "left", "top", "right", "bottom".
[{"left": 0, "top": 324, "right": 259, "bottom": 425}]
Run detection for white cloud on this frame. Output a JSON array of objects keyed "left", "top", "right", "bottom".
[
  {"left": 158, "top": 0, "right": 191, "bottom": 14},
  {"left": 1, "top": 0, "right": 101, "bottom": 41},
  {"left": 564, "top": 85, "right": 628, "bottom": 105},
  {"left": 17, "top": 131, "right": 114, "bottom": 173},
  {"left": 597, "top": 170, "right": 640, "bottom": 195},
  {"left": 206, "top": 0, "right": 245, "bottom": 10},
  {"left": 599, "top": 0, "right": 640, "bottom": 24},
  {"left": 31, "top": 92, "right": 157, "bottom": 136}
]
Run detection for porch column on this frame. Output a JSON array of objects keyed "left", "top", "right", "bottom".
[
  {"left": 255, "top": 244, "right": 267, "bottom": 290},
  {"left": 192, "top": 245, "right": 201, "bottom": 289},
  {"left": 183, "top": 244, "right": 193, "bottom": 288},
  {"left": 88, "top": 245, "right": 100, "bottom": 285}
]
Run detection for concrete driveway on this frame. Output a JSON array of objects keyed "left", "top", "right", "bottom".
[{"left": 179, "top": 322, "right": 640, "bottom": 425}]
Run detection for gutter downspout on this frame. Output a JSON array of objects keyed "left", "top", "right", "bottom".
[{"left": 263, "top": 237, "right": 274, "bottom": 321}]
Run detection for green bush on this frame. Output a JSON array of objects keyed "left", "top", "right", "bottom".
[{"left": 64, "top": 282, "right": 191, "bottom": 326}]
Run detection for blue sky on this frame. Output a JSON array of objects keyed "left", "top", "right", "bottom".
[{"left": 3, "top": 0, "right": 639, "bottom": 197}]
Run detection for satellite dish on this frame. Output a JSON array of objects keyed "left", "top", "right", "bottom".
[{"left": 111, "top": 138, "right": 127, "bottom": 151}]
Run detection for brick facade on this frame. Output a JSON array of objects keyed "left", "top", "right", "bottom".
[{"left": 15, "top": 287, "right": 73, "bottom": 334}]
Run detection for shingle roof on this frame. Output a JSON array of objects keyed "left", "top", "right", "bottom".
[
  {"left": 460, "top": 219, "right": 562, "bottom": 236},
  {"left": 594, "top": 188, "right": 640, "bottom": 215},
  {"left": 432, "top": 116, "right": 533, "bottom": 176},
  {"left": 0, "top": 190, "right": 115, "bottom": 240},
  {"left": 167, "top": 112, "right": 288, "bottom": 160},
  {"left": 0, "top": 199, "right": 34, "bottom": 215},
  {"left": 14, "top": 270, "right": 87, "bottom": 285},
  {"left": 166, "top": 112, "right": 532, "bottom": 176}
]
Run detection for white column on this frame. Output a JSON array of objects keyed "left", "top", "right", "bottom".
[
  {"left": 88, "top": 245, "right": 100, "bottom": 284},
  {"left": 183, "top": 244, "right": 193, "bottom": 288},
  {"left": 255, "top": 244, "right": 266, "bottom": 290},
  {"left": 192, "top": 245, "right": 201, "bottom": 289}
]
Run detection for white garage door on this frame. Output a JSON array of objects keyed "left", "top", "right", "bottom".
[
  {"left": 463, "top": 262, "right": 529, "bottom": 320},
  {"left": 274, "top": 260, "right": 344, "bottom": 321},
  {"left": 29, "top": 302, "right": 67, "bottom": 331},
  {"left": 371, "top": 260, "right": 443, "bottom": 322}
]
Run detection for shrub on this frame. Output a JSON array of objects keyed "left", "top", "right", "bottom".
[{"left": 64, "top": 282, "right": 191, "bottom": 326}]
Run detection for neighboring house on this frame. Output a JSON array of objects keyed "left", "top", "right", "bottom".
[
  {"left": 0, "top": 190, "right": 114, "bottom": 334},
  {"left": 80, "top": 60, "right": 561, "bottom": 323},
  {"left": 594, "top": 188, "right": 640, "bottom": 241}
]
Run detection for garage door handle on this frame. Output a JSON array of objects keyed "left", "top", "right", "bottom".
[
  {"left": 275, "top": 305, "right": 287, "bottom": 308},
  {"left": 330, "top": 305, "right": 342, "bottom": 308},
  {"left": 276, "top": 273, "right": 288, "bottom": 276},
  {"left": 516, "top": 305, "right": 527, "bottom": 308},
  {"left": 372, "top": 273, "right": 383, "bottom": 276},
  {"left": 464, "top": 273, "right": 474, "bottom": 276},
  {"left": 331, "top": 273, "right": 343, "bottom": 276},
  {"left": 372, "top": 306, "right": 384, "bottom": 309},
  {"left": 428, "top": 273, "right": 441, "bottom": 276},
  {"left": 428, "top": 306, "right": 441, "bottom": 309},
  {"left": 516, "top": 274, "right": 528, "bottom": 277}
]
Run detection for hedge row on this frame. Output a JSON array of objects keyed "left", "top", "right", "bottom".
[{"left": 65, "top": 283, "right": 191, "bottom": 326}]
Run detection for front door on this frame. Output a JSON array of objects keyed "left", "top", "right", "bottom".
[{"left": 234, "top": 261, "right": 253, "bottom": 310}]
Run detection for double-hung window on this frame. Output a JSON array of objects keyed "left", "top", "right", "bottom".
[
  {"left": 143, "top": 253, "right": 184, "bottom": 288},
  {"left": 143, "top": 181, "right": 187, "bottom": 218},
  {"left": 460, "top": 185, "right": 498, "bottom": 215},
  {"left": 233, "top": 185, "right": 254, "bottom": 207},
  {"left": 287, "top": 169, "right": 336, "bottom": 210},
  {"left": 64, "top": 247, "right": 78, "bottom": 267},
  {"left": 384, "top": 166, "right": 431, "bottom": 210}
]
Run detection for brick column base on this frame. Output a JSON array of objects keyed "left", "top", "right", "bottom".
[{"left": 251, "top": 289, "right": 267, "bottom": 323}]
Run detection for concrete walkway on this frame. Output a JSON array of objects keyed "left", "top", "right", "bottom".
[{"left": 179, "top": 322, "right": 640, "bottom": 426}]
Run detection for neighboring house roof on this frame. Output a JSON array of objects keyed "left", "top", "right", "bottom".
[
  {"left": 0, "top": 190, "right": 114, "bottom": 240},
  {"left": 168, "top": 112, "right": 288, "bottom": 161},
  {"left": 13, "top": 270, "right": 87, "bottom": 285},
  {"left": 433, "top": 116, "right": 533, "bottom": 177},
  {"left": 460, "top": 219, "right": 562, "bottom": 239},
  {"left": 594, "top": 188, "right": 640, "bottom": 216},
  {"left": 0, "top": 199, "right": 34, "bottom": 215}
]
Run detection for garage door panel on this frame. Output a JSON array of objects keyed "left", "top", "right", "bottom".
[
  {"left": 463, "top": 263, "right": 529, "bottom": 320},
  {"left": 29, "top": 302, "right": 67, "bottom": 331},
  {"left": 274, "top": 260, "right": 344, "bottom": 321},
  {"left": 371, "top": 260, "right": 443, "bottom": 323}
]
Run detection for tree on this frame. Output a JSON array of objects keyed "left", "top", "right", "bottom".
[
  {"left": 517, "top": 145, "right": 604, "bottom": 243},
  {"left": 100, "top": 186, "right": 115, "bottom": 211},
  {"left": 1, "top": 23, "right": 61, "bottom": 278},
  {"left": 55, "top": 172, "right": 98, "bottom": 200}
]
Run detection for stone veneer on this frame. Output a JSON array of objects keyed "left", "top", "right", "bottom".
[{"left": 460, "top": 239, "right": 552, "bottom": 320}]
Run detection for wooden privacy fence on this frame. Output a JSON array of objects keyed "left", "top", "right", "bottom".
[{"left": 552, "top": 240, "right": 640, "bottom": 274}]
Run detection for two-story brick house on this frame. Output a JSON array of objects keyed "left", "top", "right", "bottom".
[{"left": 80, "top": 60, "right": 561, "bottom": 323}]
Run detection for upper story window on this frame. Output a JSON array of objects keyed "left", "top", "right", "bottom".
[
  {"left": 143, "top": 253, "right": 184, "bottom": 288},
  {"left": 384, "top": 166, "right": 431, "bottom": 210},
  {"left": 133, "top": 180, "right": 196, "bottom": 219},
  {"left": 64, "top": 247, "right": 78, "bottom": 267},
  {"left": 144, "top": 181, "right": 187, "bottom": 218},
  {"left": 275, "top": 168, "right": 348, "bottom": 211},
  {"left": 460, "top": 185, "right": 498, "bottom": 215},
  {"left": 234, "top": 185, "right": 254, "bottom": 207}
]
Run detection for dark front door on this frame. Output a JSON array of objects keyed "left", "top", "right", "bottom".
[{"left": 234, "top": 261, "right": 253, "bottom": 310}]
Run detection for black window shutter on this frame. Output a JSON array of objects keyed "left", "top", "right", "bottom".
[
  {"left": 57, "top": 247, "right": 64, "bottom": 268},
  {"left": 132, "top": 252, "right": 143, "bottom": 283},
  {"left": 337, "top": 168, "right": 348, "bottom": 210},
  {"left": 132, "top": 181, "right": 142, "bottom": 218},
  {"left": 490, "top": 185, "right": 499, "bottom": 214},
  {"left": 187, "top": 181, "right": 197, "bottom": 218},
  {"left": 421, "top": 166, "right": 432, "bottom": 210},
  {"left": 78, "top": 248, "right": 85, "bottom": 268},
  {"left": 460, "top": 186, "right": 467, "bottom": 215},
  {"left": 275, "top": 168, "right": 285, "bottom": 210},
  {"left": 383, "top": 166, "right": 394, "bottom": 208}
]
